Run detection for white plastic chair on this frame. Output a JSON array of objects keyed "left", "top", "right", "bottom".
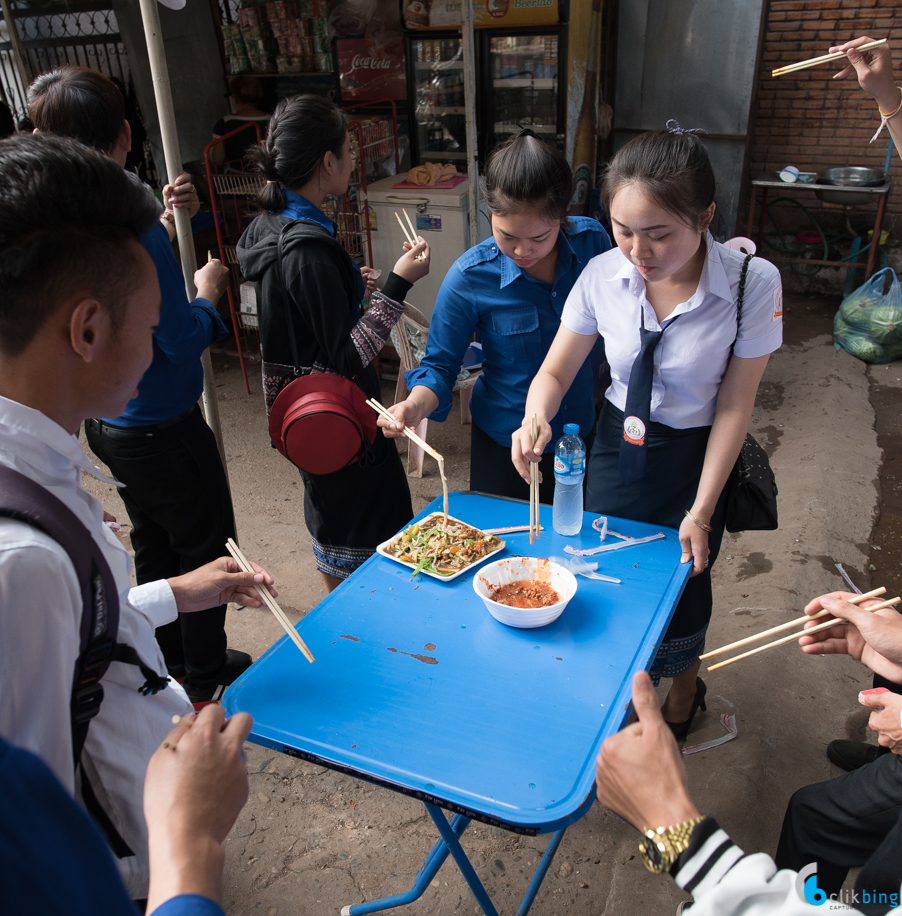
[{"left": 390, "top": 302, "right": 482, "bottom": 478}]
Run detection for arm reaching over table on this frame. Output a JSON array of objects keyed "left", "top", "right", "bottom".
[
  {"left": 594, "top": 672, "right": 870, "bottom": 915},
  {"left": 511, "top": 326, "right": 597, "bottom": 485}
]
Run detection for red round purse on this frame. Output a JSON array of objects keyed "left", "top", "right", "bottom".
[{"left": 268, "top": 373, "right": 377, "bottom": 475}]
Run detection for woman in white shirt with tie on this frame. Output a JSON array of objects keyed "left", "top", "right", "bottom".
[{"left": 512, "top": 126, "right": 783, "bottom": 739}]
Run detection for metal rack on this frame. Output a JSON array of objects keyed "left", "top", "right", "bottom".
[
  {"left": 203, "top": 121, "right": 266, "bottom": 395},
  {"left": 340, "top": 99, "right": 402, "bottom": 266}
]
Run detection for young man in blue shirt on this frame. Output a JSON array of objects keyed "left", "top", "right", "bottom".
[{"left": 28, "top": 66, "right": 249, "bottom": 705}]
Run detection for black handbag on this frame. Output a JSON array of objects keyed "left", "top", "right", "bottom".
[{"left": 724, "top": 254, "right": 779, "bottom": 533}]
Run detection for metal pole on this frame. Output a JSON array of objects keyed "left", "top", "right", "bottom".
[
  {"left": 460, "top": 0, "right": 478, "bottom": 247},
  {"left": 137, "top": 0, "right": 229, "bottom": 476},
  {"left": 0, "top": 0, "right": 33, "bottom": 93}
]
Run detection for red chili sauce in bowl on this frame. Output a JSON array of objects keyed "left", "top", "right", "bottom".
[{"left": 487, "top": 580, "right": 560, "bottom": 609}]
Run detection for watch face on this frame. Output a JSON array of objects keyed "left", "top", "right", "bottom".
[{"left": 640, "top": 830, "right": 668, "bottom": 873}]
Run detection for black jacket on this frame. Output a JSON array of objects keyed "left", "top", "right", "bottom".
[{"left": 237, "top": 214, "right": 410, "bottom": 380}]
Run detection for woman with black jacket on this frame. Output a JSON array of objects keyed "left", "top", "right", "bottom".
[{"left": 238, "top": 94, "right": 430, "bottom": 593}]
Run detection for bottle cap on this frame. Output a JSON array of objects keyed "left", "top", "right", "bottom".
[{"left": 563, "top": 423, "right": 579, "bottom": 435}]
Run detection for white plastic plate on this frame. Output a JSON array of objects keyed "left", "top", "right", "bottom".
[{"left": 376, "top": 513, "right": 506, "bottom": 582}]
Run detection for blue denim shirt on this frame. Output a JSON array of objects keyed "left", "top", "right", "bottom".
[
  {"left": 406, "top": 216, "right": 611, "bottom": 449},
  {"left": 104, "top": 223, "right": 228, "bottom": 426}
]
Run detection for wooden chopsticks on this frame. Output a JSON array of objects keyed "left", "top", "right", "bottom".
[
  {"left": 705, "top": 587, "right": 899, "bottom": 672},
  {"left": 772, "top": 38, "right": 886, "bottom": 77},
  {"left": 529, "top": 414, "right": 540, "bottom": 544},
  {"left": 225, "top": 537, "right": 314, "bottom": 663},
  {"left": 394, "top": 210, "right": 416, "bottom": 246},
  {"left": 701, "top": 586, "right": 886, "bottom": 660},
  {"left": 394, "top": 208, "right": 425, "bottom": 259}
]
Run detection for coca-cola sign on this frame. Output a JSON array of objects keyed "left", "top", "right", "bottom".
[
  {"left": 351, "top": 53, "right": 392, "bottom": 70},
  {"left": 338, "top": 38, "right": 406, "bottom": 100}
]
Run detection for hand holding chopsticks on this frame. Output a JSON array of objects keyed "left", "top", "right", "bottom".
[
  {"left": 705, "top": 587, "right": 901, "bottom": 672},
  {"left": 772, "top": 37, "right": 886, "bottom": 77},
  {"left": 366, "top": 398, "right": 442, "bottom": 461},
  {"left": 225, "top": 538, "right": 314, "bottom": 663},
  {"left": 394, "top": 209, "right": 427, "bottom": 261}
]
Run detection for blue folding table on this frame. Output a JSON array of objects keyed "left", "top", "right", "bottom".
[{"left": 223, "top": 491, "right": 690, "bottom": 916}]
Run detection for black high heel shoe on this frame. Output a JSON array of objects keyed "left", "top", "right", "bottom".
[{"left": 666, "top": 678, "right": 707, "bottom": 741}]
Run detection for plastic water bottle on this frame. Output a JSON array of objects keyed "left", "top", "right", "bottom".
[{"left": 553, "top": 423, "right": 585, "bottom": 536}]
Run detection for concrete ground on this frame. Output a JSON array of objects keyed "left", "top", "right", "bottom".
[{"left": 81, "top": 291, "right": 901, "bottom": 916}]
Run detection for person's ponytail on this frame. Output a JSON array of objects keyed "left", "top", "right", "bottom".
[
  {"left": 249, "top": 139, "right": 287, "bottom": 213},
  {"left": 248, "top": 94, "right": 347, "bottom": 214}
]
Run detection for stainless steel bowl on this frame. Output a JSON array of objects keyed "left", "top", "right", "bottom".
[
  {"left": 818, "top": 166, "right": 886, "bottom": 187},
  {"left": 815, "top": 167, "right": 887, "bottom": 205}
]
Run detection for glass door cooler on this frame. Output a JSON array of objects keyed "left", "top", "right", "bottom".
[
  {"left": 405, "top": 32, "right": 468, "bottom": 167},
  {"left": 484, "top": 30, "right": 565, "bottom": 152}
]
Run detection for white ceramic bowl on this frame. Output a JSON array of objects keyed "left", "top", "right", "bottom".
[{"left": 473, "top": 557, "right": 577, "bottom": 628}]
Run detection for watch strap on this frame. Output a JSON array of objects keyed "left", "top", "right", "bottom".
[
  {"left": 670, "top": 816, "right": 721, "bottom": 876},
  {"left": 640, "top": 816, "right": 705, "bottom": 873}
]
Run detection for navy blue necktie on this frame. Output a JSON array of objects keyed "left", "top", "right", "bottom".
[{"left": 618, "top": 314, "right": 680, "bottom": 486}]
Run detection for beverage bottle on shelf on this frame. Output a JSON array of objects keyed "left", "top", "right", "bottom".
[{"left": 553, "top": 423, "right": 585, "bottom": 536}]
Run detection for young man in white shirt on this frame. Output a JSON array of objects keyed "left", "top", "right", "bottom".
[{"left": 0, "top": 133, "right": 274, "bottom": 899}]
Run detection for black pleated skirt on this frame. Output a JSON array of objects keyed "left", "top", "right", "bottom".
[{"left": 585, "top": 402, "right": 728, "bottom": 679}]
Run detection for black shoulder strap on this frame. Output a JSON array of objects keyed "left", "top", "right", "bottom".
[
  {"left": 277, "top": 220, "right": 303, "bottom": 375},
  {"left": 0, "top": 466, "right": 168, "bottom": 858},
  {"left": 0, "top": 466, "right": 121, "bottom": 753},
  {"left": 730, "top": 253, "right": 754, "bottom": 359}
]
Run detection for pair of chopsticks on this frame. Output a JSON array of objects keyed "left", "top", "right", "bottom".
[
  {"left": 225, "top": 537, "right": 315, "bottom": 663},
  {"left": 772, "top": 38, "right": 886, "bottom": 78},
  {"left": 703, "top": 586, "right": 899, "bottom": 671},
  {"left": 529, "top": 415, "right": 540, "bottom": 544},
  {"left": 394, "top": 208, "right": 426, "bottom": 259}
]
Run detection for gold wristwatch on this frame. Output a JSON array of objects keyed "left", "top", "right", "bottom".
[{"left": 639, "top": 816, "right": 705, "bottom": 874}]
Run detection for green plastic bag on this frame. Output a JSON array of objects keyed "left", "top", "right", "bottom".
[{"left": 835, "top": 268, "right": 902, "bottom": 363}]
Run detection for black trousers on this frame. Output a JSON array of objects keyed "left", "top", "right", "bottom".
[
  {"left": 775, "top": 753, "right": 902, "bottom": 914},
  {"left": 85, "top": 406, "right": 236, "bottom": 688}
]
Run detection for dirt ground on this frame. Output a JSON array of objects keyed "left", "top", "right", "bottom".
[{"left": 81, "top": 291, "right": 902, "bottom": 916}]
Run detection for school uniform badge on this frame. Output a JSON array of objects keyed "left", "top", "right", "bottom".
[{"left": 623, "top": 415, "right": 646, "bottom": 446}]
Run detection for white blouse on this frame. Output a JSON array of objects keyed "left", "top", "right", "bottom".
[{"left": 562, "top": 233, "right": 783, "bottom": 429}]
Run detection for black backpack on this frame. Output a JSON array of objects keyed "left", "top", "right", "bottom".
[{"left": 0, "top": 466, "right": 168, "bottom": 857}]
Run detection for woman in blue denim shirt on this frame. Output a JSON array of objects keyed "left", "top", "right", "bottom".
[{"left": 378, "top": 130, "right": 611, "bottom": 502}]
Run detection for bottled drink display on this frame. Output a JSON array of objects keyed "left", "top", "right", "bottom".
[
  {"left": 489, "top": 34, "right": 559, "bottom": 151},
  {"left": 553, "top": 423, "right": 585, "bottom": 536},
  {"left": 412, "top": 36, "right": 466, "bottom": 163}
]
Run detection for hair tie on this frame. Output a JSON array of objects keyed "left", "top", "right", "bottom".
[
  {"left": 515, "top": 126, "right": 537, "bottom": 140},
  {"left": 665, "top": 119, "right": 708, "bottom": 136}
]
